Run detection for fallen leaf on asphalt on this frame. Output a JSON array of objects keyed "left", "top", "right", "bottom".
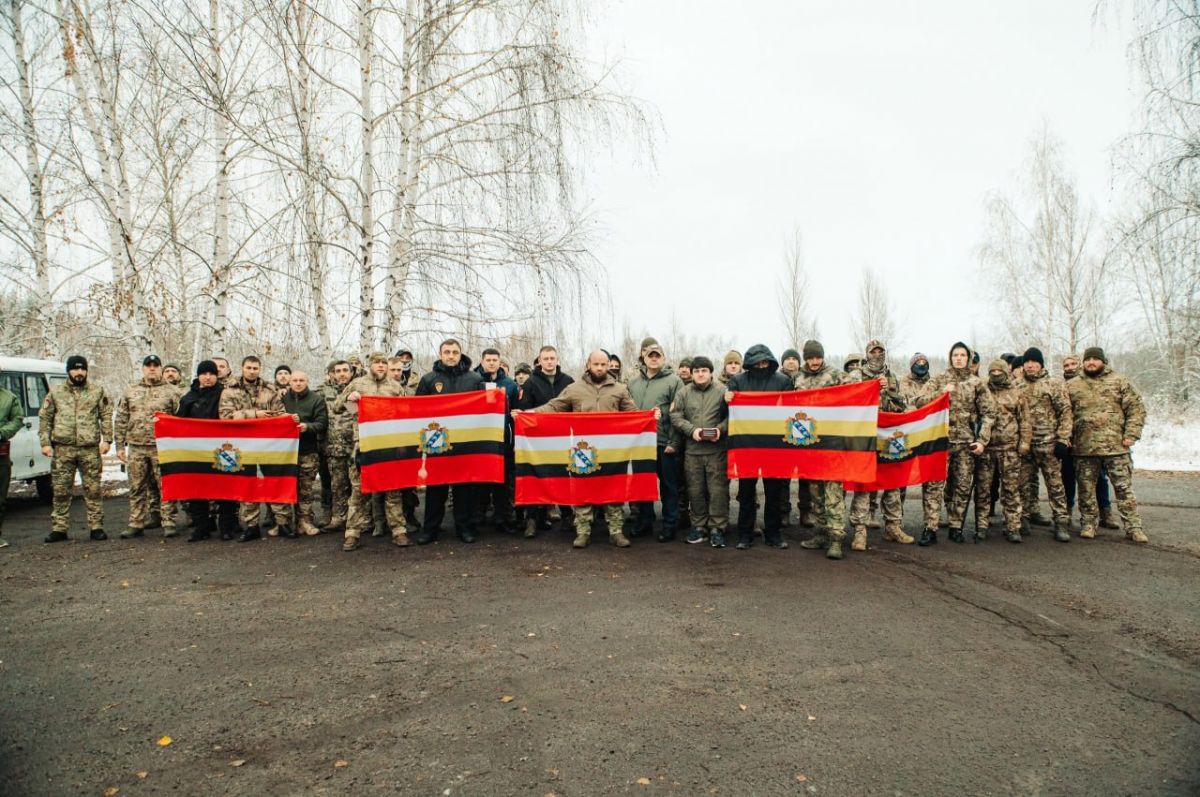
[
  {"left": 136, "top": 771, "right": 148, "bottom": 779},
  {"left": 636, "top": 777, "right": 651, "bottom": 785},
  {"left": 738, "top": 704, "right": 748, "bottom": 711},
  {"left": 103, "top": 787, "right": 120, "bottom": 796},
  {"left": 230, "top": 760, "right": 245, "bottom": 768},
  {"left": 334, "top": 760, "right": 348, "bottom": 769},
  {"left": 545, "top": 768, "right": 559, "bottom": 777},
  {"left": 120, "top": 580, "right": 130, "bottom": 588},
  {"left": 807, "top": 715, "right": 816, "bottom": 721},
  {"left": 795, "top": 773, "right": 808, "bottom": 782},
  {"left": 157, "top": 736, "right": 172, "bottom": 746},
  {"left": 500, "top": 695, "right": 515, "bottom": 703}
]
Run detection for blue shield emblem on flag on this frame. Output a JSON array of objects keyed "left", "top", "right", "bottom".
[
  {"left": 566, "top": 441, "right": 600, "bottom": 475},
  {"left": 419, "top": 423, "right": 452, "bottom": 455},
  {"left": 881, "top": 430, "right": 909, "bottom": 461},
  {"left": 212, "top": 442, "right": 244, "bottom": 473},
  {"left": 783, "top": 412, "right": 819, "bottom": 447}
]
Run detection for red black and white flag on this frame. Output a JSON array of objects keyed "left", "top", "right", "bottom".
[
  {"left": 514, "top": 411, "right": 658, "bottom": 506},
  {"left": 155, "top": 413, "right": 300, "bottom": 503},
  {"left": 357, "top": 391, "right": 506, "bottom": 493},
  {"left": 844, "top": 393, "right": 950, "bottom": 492},
  {"left": 726, "top": 381, "right": 880, "bottom": 483}
]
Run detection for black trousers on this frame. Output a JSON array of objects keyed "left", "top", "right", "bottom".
[
  {"left": 736, "top": 477, "right": 785, "bottom": 539},
  {"left": 422, "top": 483, "right": 476, "bottom": 535}
]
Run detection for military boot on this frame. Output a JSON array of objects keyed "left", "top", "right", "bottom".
[
  {"left": 1005, "top": 529, "right": 1022, "bottom": 543},
  {"left": 826, "top": 538, "right": 844, "bottom": 560},
  {"left": 44, "top": 531, "right": 69, "bottom": 543},
  {"left": 90, "top": 529, "right": 108, "bottom": 541},
  {"left": 948, "top": 528, "right": 965, "bottom": 543},
  {"left": 298, "top": 517, "right": 321, "bottom": 536},
  {"left": 572, "top": 529, "right": 590, "bottom": 548},
  {"left": 1029, "top": 511, "right": 1051, "bottom": 527},
  {"left": 610, "top": 529, "right": 632, "bottom": 548},
  {"left": 882, "top": 523, "right": 914, "bottom": 544},
  {"left": 1079, "top": 524, "right": 1096, "bottom": 539},
  {"left": 973, "top": 524, "right": 987, "bottom": 543},
  {"left": 119, "top": 528, "right": 144, "bottom": 539},
  {"left": 1019, "top": 518, "right": 1031, "bottom": 537},
  {"left": 523, "top": 517, "right": 538, "bottom": 539},
  {"left": 1127, "top": 528, "right": 1148, "bottom": 543},
  {"left": 851, "top": 525, "right": 868, "bottom": 551},
  {"left": 800, "top": 533, "right": 828, "bottom": 550},
  {"left": 918, "top": 528, "right": 938, "bottom": 546},
  {"left": 1052, "top": 522, "right": 1070, "bottom": 543},
  {"left": 392, "top": 531, "right": 411, "bottom": 547},
  {"left": 799, "top": 510, "right": 815, "bottom": 529},
  {"left": 1100, "top": 507, "right": 1121, "bottom": 529}
]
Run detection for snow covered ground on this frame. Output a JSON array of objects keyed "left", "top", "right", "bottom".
[{"left": 1135, "top": 406, "right": 1200, "bottom": 472}]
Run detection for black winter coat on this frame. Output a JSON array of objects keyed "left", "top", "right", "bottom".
[
  {"left": 177, "top": 380, "right": 224, "bottom": 420},
  {"left": 416, "top": 355, "right": 485, "bottom": 396},
  {"left": 728, "top": 344, "right": 794, "bottom": 392},
  {"left": 518, "top": 367, "right": 574, "bottom": 410}
]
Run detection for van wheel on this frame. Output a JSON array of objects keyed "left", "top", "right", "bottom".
[{"left": 35, "top": 474, "right": 53, "bottom": 504}]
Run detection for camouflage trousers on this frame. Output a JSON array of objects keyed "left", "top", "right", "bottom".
[
  {"left": 574, "top": 503, "right": 624, "bottom": 535},
  {"left": 126, "top": 444, "right": 168, "bottom": 530},
  {"left": 809, "top": 480, "right": 847, "bottom": 539},
  {"left": 1021, "top": 446, "right": 1068, "bottom": 523},
  {"left": 977, "top": 446, "right": 1022, "bottom": 533},
  {"left": 280, "top": 453, "right": 320, "bottom": 532},
  {"left": 923, "top": 445, "right": 977, "bottom": 530},
  {"left": 1077, "top": 454, "right": 1141, "bottom": 533},
  {"left": 684, "top": 450, "right": 729, "bottom": 530},
  {"left": 50, "top": 443, "right": 104, "bottom": 533},
  {"left": 850, "top": 489, "right": 901, "bottom": 531},
  {"left": 326, "top": 454, "right": 353, "bottom": 527},
  {"left": 347, "top": 462, "right": 405, "bottom": 540},
  {"left": 239, "top": 500, "right": 289, "bottom": 530}
]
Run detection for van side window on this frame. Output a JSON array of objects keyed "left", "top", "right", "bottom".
[
  {"left": 24, "top": 374, "right": 48, "bottom": 417},
  {"left": 1, "top": 373, "right": 25, "bottom": 415}
]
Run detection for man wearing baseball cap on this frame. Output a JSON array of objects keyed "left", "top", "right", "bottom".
[{"left": 115, "top": 355, "right": 181, "bottom": 539}]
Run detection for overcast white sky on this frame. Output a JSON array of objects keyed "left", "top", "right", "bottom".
[{"left": 582, "top": 0, "right": 1137, "bottom": 360}]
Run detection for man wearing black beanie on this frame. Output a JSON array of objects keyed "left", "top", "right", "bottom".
[
  {"left": 39, "top": 355, "right": 113, "bottom": 542},
  {"left": 177, "top": 361, "right": 239, "bottom": 541},
  {"left": 1019, "top": 346, "right": 1072, "bottom": 541}
]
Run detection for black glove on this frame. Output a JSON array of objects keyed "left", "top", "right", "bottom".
[{"left": 1053, "top": 442, "right": 1070, "bottom": 459}]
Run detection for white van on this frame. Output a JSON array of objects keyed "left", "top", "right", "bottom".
[{"left": 1, "top": 356, "right": 67, "bottom": 502}]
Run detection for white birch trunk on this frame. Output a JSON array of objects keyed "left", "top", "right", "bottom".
[{"left": 210, "top": 0, "right": 232, "bottom": 353}]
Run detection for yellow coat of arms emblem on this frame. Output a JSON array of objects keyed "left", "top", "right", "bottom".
[
  {"left": 783, "top": 412, "right": 819, "bottom": 447},
  {"left": 880, "top": 430, "right": 909, "bottom": 461},
  {"left": 566, "top": 441, "right": 600, "bottom": 475},
  {"left": 419, "top": 422, "right": 452, "bottom": 454},
  {"left": 212, "top": 442, "right": 244, "bottom": 473}
]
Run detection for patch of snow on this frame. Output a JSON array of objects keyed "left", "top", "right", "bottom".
[{"left": 1135, "top": 405, "right": 1200, "bottom": 472}]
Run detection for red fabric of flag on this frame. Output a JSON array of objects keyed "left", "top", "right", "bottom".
[{"left": 155, "top": 413, "right": 300, "bottom": 503}]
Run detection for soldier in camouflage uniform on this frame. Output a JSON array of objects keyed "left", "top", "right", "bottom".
[
  {"left": 320, "top": 360, "right": 354, "bottom": 533},
  {"left": 1017, "top": 347, "right": 1073, "bottom": 541},
  {"left": 792, "top": 340, "right": 855, "bottom": 558},
  {"left": 914, "top": 342, "right": 995, "bottom": 545},
  {"left": 1066, "top": 347, "right": 1148, "bottom": 543},
  {"left": 333, "top": 352, "right": 411, "bottom": 551},
  {"left": 39, "top": 355, "right": 113, "bottom": 542},
  {"left": 977, "top": 359, "right": 1031, "bottom": 543},
  {"left": 842, "top": 339, "right": 912, "bottom": 551},
  {"left": 115, "top": 355, "right": 181, "bottom": 539},
  {"left": 218, "top": 355, "right": 290, "bottom": 541},
  {"left": 281, "top": 370, "right": 328, "bottom": 536}
]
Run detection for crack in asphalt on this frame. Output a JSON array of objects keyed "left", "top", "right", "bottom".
[{"left": 880, "top": 554, "right": 1200, "bottom": 728}]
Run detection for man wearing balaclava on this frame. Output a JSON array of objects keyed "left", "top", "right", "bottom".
[
  {"left": 913, "top": 342, "right": 995, "bottom": 546},
  {"left": 39, "top": 355, "right": 113, "bottom": 543},
  {"left": 1065, "top": 347, "right": 1148, "bottom": 543},
  {"left": 1017, "top": 347, "right": 1073, "bottom": 542},
  {"left": 978, "top": 359, "right": 1031, "bottom": 543}
]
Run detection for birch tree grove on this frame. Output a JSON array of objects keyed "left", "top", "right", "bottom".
[{"left": 0, "top": 0, "right": 647, "bottom": 366}]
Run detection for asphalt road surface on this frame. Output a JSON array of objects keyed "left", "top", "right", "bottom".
[{"left": 1, "top": 472, "right": 1198, "bottom": 796}]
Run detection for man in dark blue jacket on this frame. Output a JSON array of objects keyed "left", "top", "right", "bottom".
[
  {"left": 474, "top": 348, "right": 520, "bottom": 532},
  {"left": 725, "top": 344, "right": 794, "bottom": 550},
  {"left": 415, "top": 339, "right": 485, "bottom": 544}
]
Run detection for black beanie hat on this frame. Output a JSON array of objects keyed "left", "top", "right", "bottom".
[
  {"left": 275, "top": 364, "right": 292, "bottom": 377},
  {"left": 1083, "top": 346, "right": 1107, "bottom": 364},
  {"left": 66, "top": 354, "right": 88, "bottom": 371},
  {"left": 691, "top": 355, "right": 715, "bottom": 372},
  {"left": 802, "top": 339, "right": 824, "bottom": 360},
  {"left": 196, "top": 360, "right": 219, "bottom": 376},
  {"left": 1022, "top": 347, "right": 1044, "bottom": 368}
]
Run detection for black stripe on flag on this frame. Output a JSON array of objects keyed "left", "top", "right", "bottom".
[
  {"left": 159, "top": 462, "right": 298, "bottom": 478},
  {"left": 515, "top": 460, "right": 658, "bottom": 479},
  {"left": 358, "top": 440, "right": 506, "bottom": 466}
]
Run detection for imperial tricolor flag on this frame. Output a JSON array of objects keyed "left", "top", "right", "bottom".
[
  {"left": 357, "top": 391, "right": 506, "bottom": 493},
  {"left": 513, "top": 411, "right": 659, "bottom": 506},
  {"left": 727, "top": 381, "right": 880, "bottom": 483},
  {"left": 844, "top": 392, "right": 950, "bottom": 492},
  {"left": 155, "top": 413, "right": 300, "bottom": 503}
]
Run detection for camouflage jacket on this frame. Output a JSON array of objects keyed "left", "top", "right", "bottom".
[
  {"left": 918, "top": 367, "right": 995, "bottom": 447},
  {"left": 1066, "top": 366, "right": 1147, "bottom": 456},
  {"left": 1019, "top": 370, "right": 1072, "bottom": 448},
  {"left": 38, "top": 381, "right": 113, "bottom": 447},
  {"left": 985, "top": 379, "right": 1031, "bottom": 452},
  {"left": 320, "top": 380, "right": 354, "bottom": 457},
  {"left": 848, "top": 366, "right": 906, "bottom": 413},
  {"left": 898, "top": 373, "right": 930, "bottom": 406},
  {"left": 333, "top": 372, "right": 408, "bottom": 443},
  {"left": 218, "top": 378, "right": 285, "bottom": 420},
  {"left": 794, "top": 363, "right": 847, "bottom": 391},
  {"left": 115, "top": 377, "right": 180, "bottom": 448}
]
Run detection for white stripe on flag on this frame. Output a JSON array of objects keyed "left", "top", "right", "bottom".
[
  {"left": 879, "top": 409, "right": 950, "bottom": 439},
  {"left": 515, "top": 430, "right": 657, "bottom": 453},
  {"left": 729, "top": 404, "right": 876, "bottom": 423},
  {"left": 360, "top": 413, "right": 504, "bottom": 437},
  {"left": 156, "top": 436, "right": 297, "bottom": 453}
]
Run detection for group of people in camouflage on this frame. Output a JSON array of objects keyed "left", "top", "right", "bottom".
[{"left": 0, "top": 335, "right": 1149, "bottom": 557}]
